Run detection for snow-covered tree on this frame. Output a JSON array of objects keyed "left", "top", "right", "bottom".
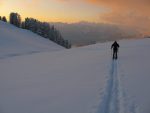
[
  {"left": 10, "top": 12, "right": 21, "bottom": 27},
  {"left": 1, "top": 12, "right": 71, "bottom": 48},
  {"left": 2, "top": 16, "right": 7, "bottom": 22},
  {"left": 23, "top": 17, "right": 71, "bottom": 48},
  {"left": 21, "top": 22, "right": 25, "bottom": 29}
]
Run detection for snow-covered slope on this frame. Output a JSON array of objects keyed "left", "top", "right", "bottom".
[
  {"left": 0, "top": 34, "right": 150, "bottom": 113},
  {"left": 0, "top": 21, "right": 64, "bottom": 59}
]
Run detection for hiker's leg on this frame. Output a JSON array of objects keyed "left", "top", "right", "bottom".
[
  {"left": 116, "top": 52, "right": 118, "bottom": 59},
  {"left": 114, "top": 51, "right": 117, "bottom": 59},
  {"left": 113, "top": 51, "right": 115, "bottom": 59}
]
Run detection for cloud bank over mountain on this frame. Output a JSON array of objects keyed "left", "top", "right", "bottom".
[
  {"left": 51, "top": 22, "right": 141, "bottom": 46},
  {"left": 58, "top": 0, "right": 150, "bottom": 35}
]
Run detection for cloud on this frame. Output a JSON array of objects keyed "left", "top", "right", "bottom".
[
  {"left": 0, "top": 0, "right": 4, "bottom": 6},
  {"left": 18, "top": 0, "right": 150, "bottom": 35},
  {"left": 24, "top": 0, "right": 148, "bottom": 35},
  {"left": 1, "top": 0, "right": 149, "bottom": 35},
  {"left": 86, "top": 0, "right": 150, "bottom": 9},
  {"left": 23, "top": 0, "right": 43, "bottom": 6},
  {"left": 84, "top": 0, "right": 150, "bottom": 35}
]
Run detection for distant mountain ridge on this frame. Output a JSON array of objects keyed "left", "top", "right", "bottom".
[{"left": 50, "top": 22, "right": 142, "bottom": 46}]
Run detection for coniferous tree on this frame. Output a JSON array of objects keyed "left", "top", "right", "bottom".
[
  {"left": 2, "top": 16, "right": 7, "bottom": 22},
  {"left": 21, "top": 22, "right": 25, "bottom": 29},
  {"left": 9, "top": 12, "right": 21, "bottom": 27},
  {"left": 23, "top": 17, "right": 71, "bottom": 48},
  {"left": 1, "top": 12, "right": 71, "bottom": 48}
]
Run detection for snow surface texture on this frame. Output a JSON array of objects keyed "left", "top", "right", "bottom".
[
  {"left": 0, "top": 21, "right": 64, "bottom": 59},
  {"left": 0, "top": 21, "right": 150, "bottom": 113}
]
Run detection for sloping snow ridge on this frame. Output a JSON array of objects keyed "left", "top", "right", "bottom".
[
  {"left": 0, "top": 21, "right": 64, "bottom": 59},
  {"left": 0, "top": 21, "right": 150, "bottom": 113}
]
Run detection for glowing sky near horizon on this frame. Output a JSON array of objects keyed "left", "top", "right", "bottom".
[
  {"left": 0, "top": 0, "right": 107, "bottom": 23},
  {"left": 0, "top": 0, "right": 150, "bottom": 34}
]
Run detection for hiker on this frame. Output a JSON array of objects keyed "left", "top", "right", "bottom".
[{"left": 111, "top": 41, "right": 120, "bottom": 60}]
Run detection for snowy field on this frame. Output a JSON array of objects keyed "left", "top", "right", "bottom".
[
  {"left": 0, "top": 21, "right": 64, "bottom": 59},
  {"left": 0, "top": 21, "right": 150, "bottom": 113}
]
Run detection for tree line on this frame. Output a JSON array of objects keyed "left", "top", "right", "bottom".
[
  {"left": 0, "top": 16, "right": 7, "bottom": 22},
  {"left": 0, "top": 13, "right": 71, "bottom": 49}
]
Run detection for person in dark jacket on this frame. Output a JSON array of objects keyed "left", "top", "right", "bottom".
[{"left": 111, "top": 41, "right": 120, "bottom": 59}]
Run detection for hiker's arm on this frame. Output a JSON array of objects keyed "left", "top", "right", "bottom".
[
  {"left": 111, "top": 44, "right": 113, "bottom": 49},
  {"left": 118, "top": 44, "right": 120, "bottom": 48}
]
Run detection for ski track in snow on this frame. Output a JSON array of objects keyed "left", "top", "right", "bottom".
[
  {"left": 0, "top": 49, "right": 60, "bottom": 60},
  {"left": 0, "top": 51, "right": 41, "bottom": 60},
  {"left": 96, "top": 60, "right": 138, "bottom": 113}
]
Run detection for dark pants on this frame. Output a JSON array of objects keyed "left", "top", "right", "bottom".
[{"left": 113, "top": 50, "right": 118, "bottom": 59}]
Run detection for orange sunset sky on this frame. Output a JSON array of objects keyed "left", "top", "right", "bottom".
[{"left": 0, "top": 0, "right": 150, "bottom": 34}]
